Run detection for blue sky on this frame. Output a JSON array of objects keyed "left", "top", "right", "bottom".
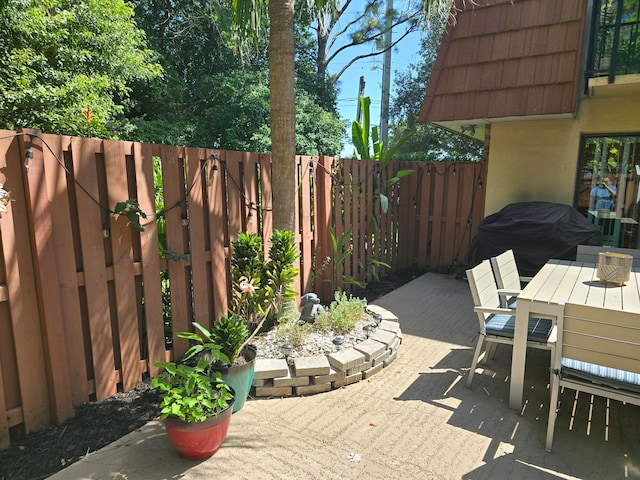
[{"left": 326, "top": 4, "right": 425, "bottom": 156}]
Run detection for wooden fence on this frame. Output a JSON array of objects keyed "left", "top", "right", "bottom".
[{"left": 0, "top": 129, "right": 486, "bottom": 448}]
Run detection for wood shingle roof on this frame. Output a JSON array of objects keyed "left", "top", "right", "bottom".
[{"left": 419, "top": 0, "right": 588, "bottom": 124}]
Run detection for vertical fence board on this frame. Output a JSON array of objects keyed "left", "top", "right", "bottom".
[
  {"left": 293, "top": 157, "right": 301, "bottom": 286},
  {"left": 185, "top": 148, "right": 210, "bottom": 329},
  {"left": 360, "top": 161, "right": 368, "bottom": 283},
  {"left": 429, "top": 163, "right": 447, "bottom": 268},
  {"left": 441, "top": 163, "right": 460, "bottom": 266},
  {"left": 378, "top": 164, "right": 391, "bottom": 273},
  {"left": 416, "top": 166, "right": 430, "bottom": 269},
  {"left": 360, "top": 160, "right": 370, "bottom": 282},
  {"left": 161, "top": 145, "right": 190, "bottom": 357},
  {"left": 74, "top": 137, "right": 117, "bottom": 400},
  {"left": 0, "top": 347, "right": 6, "bottom": 449},
  {"left": 394, "top": 162, "right": 405, "bottom": 268},
  {"left": 330, "top": 167, "right": 342, "bottom": 294},
  {"left": 260, "top": 154, "right": 273, "bottom": 245},
  {"left": 245, "top": 152, "right": 260, "bottom": 237},
  {"left": 404, "top": 163, "right": 417, "bottom": 268},
  {"left": 0, "top": 133, "right": 17, "bottom": 447},
  {"left": 315, "top": 156, "right": 334, "bottom": 301},
  {"left": 135, "top": 143, "right": 164, "bottom": 375},
  {"left": 226, "top": 151, "right": 244, "bottom": 240},
  {"left": 452, "top": 165, "right": 475, "bottom": 266},
  {"left": 209, "top": 150, "right": 228, "bottom": 321},
  {"left": 343, "top": 160, "right": 353, "bottom": 287},
  {"left": 20, "top": 133, "right": 74, "bottom": 424},
  {"left": 292, "top": 156, "right": 302, "bottom": 296},
  {"left": 386, "top": 166, "right": 400, "bottom": 271},
  {"left": 397, "top": 162, "right": 412, "bottom": 269},
  {"left": 2, "top": 134, "right": 50, "bottom": 431},
  {"left": 352, "top": 160, "right": 362, "bottom": 282},
  {"left": 302, "top": 156, "right": 316, "bottom": 295},
  {"left": 104, "top": 140, "right": 141, "bottom": 391},
  {"left": 43, "top": 134, "right": 88, "bottom": 405}
]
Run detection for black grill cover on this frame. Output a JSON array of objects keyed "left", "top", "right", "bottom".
[{"left": 476, "top": 201, "right": 602, "bottom": 277}]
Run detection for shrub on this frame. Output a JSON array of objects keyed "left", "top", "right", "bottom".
[
  {"left": 314, "top": 292, "right": 366, "bottom": 335},
  {"left": 274, "top": 321, "right": 314, "bottom": 346}
]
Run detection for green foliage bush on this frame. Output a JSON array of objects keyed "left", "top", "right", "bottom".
[
  {"left": 208, "top": 314, "right": 249, "bottom": 365},
  {"left": 151, "top": 358, "right": 233, "bottom": 422},
  {"left": 314, "top": 291, "right": 366, "bottom": 335},
  {"left": 274, "top": 321, "right": 314, "bottom": 346}
]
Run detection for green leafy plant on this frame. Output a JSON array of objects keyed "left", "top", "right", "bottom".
[
  {"left": 229, "top": 229, "right": 300, "bottom": 332},
  {"left": 150, "top": 358, "right": 233, "bottom": 423},
  {"left": 352, "top": 96, "right": 415, "bottom": 218},
  {"left": 274, "top": 321, "right": 314, "bottom": 346},
  {"left": 358, "top": 257, "right": 392, "bottom": 283},
  {"left": 229, "top": 232, "right": 270, "bottom": 332},
  {"left": 265, "top": 229, "right": 299, "bottom": 323},
  {"left": 178, "top": 322, "right": 232, "bottom": 364},
  {"left": 179, "top": 319, "right": 247, "bottom": 367},
  {"left": 314, "top": 291, "right": 366, "bottom": 335},
  {"left": 321, "top": 227, "right": 366, "bottom": 292},
  {"left": 114, "top": 199, "right": 146, "bottom": 232}
]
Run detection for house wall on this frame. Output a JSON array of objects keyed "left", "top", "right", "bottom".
[{"left": 485, "top": 92, "right": 640, "bottom": 215}]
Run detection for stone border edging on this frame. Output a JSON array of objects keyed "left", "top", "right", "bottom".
[{"left": 251, "top": 305, "right": 401, "bottom": 397}]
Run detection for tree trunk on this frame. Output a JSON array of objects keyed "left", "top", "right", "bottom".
[{"left": 269, "top": 0, "right": 296, "bottom": 233}]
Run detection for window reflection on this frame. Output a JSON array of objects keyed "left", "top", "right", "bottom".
[{"left": 576, "top": 135, "right": 640, "bottom": 247}]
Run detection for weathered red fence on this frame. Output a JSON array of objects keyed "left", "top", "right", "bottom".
[{"left": 0, "top": 129, "right": 486, "bottom": 448}]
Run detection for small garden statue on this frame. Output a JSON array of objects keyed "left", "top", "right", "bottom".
[{"left": 299, "top": 293, "right": 324, "bottom": 324}]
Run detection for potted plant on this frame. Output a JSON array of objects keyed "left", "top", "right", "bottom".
[
  {"left": 175, "top": 230, "right": 300, "bottom": 413},
  {"left": 151, "top": 356, "right": 235, "bottom": 459},
  {"left": 179, "top": 316, "right": 256, "bottom": 413}
]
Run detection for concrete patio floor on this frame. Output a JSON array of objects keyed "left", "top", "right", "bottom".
[{"left": 48, "top": 272, "right": 640, "bottom": 479}]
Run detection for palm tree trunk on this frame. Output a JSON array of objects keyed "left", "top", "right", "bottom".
[{"left": 269, "top": 0, "right": 296, "bottom": 232}]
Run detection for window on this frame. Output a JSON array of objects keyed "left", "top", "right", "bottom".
[{"left": 576, "top": 134, "right": 640, "bottom": 247}]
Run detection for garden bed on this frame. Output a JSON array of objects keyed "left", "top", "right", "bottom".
[{"left": 250, "top": 304, "right": 401, "bottom": 397}]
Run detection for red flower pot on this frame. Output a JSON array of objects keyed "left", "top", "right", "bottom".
[{"left": 163, "top": 398, "right": 235, "bottom": 459}]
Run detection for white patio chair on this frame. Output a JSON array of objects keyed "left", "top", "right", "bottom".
[
  {"left": 546, "top": 303, "right": 640, "bottom": 452},
  {"left": 490, "top": 249, "right": 533, "bottom": 309},
  {"left": 466, "top": 259, "right": 555, "bottom": 388}
]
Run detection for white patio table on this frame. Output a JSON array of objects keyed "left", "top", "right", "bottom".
[{"left": 509, "top": 259, "right": 640, "bottom": 410}]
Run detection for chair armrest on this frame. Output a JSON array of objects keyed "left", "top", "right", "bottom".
[
  {"left": 546, "top": 325, "right": 558, "bottom": 347},
  {"left": 474, "top": 306, "right": 514, "bottom": 315},
  {"left": 497, "top": 288, "right": 522, "bottom": 297}
]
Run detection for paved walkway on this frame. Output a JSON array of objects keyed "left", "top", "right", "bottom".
[{"left": 49, "top": 273, "right": 640, "bottom": 479}]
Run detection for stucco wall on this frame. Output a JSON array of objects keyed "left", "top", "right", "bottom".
[{"left": 485, "top": 92, "right": 640, "bottom": 216}]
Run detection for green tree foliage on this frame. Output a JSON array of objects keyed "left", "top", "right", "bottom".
[
  {"left": 0, "top": 0, "right": 161, "bottom": 137},
  {"left": 389, "top": 22, "right": 483, "bottom": 162},
  {"left": 129, "top": 0, "right": 248, "bottom": 146},
  {"left": 250, "top": 88, "right": 345, "bottom": 155},
  {"left": 129, "top": 0, "right": 342, "bottom": 156},
  {"left": 352, "top": 95, "right": 413, "bottom": 217}
]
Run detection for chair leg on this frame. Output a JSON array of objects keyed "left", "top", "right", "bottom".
[
  {"left": 487, "top": 342, "right": 498, "bottom": 361},
  {"left": 466, "top": 335, "right": 485, "bottom": 387},
  {"left": 545, "top": 375, "right": 560, "bottom": 452}
]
